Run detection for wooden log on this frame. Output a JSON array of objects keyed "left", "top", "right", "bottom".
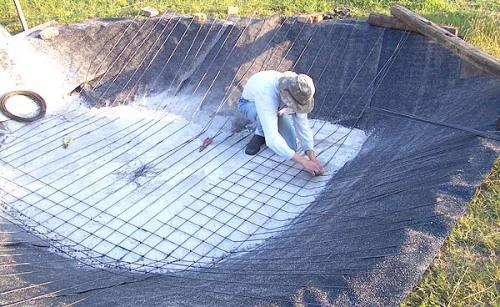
[
  {"left": 368, "top": 13, "right": 457, "bottom": 36},
  {"left": 391, "top": 5, "right": 500, "bottom": 79},
  {"left": 12, "top": 0, "right": 28, "bottom": 31}
]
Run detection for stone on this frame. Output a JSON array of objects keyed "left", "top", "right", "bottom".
[
  {"left": 39, "top": 27, "right": 59, "bottom": 40},
  {"left": 193, "top": 13, "right": 207, "bottom": 23},
  {"left": 324, "top": 7, "right": 351, "bottom": 20},
  {"left": 227, "top": 6, "right": 239, "bottom": 15},
  {"left": 297, "top": 14, "right": 323, "bottom": 24},
  {"left": 296, "top": 15, "right": 313, "bottom": 24},
  {"left": 312, "top": 14, "right": 323, "bottom": 23},
  {"left": 140, "top": 7, "right": 159, "bottom": 17}
]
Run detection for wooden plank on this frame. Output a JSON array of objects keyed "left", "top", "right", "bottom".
[
  {"left": 368, "top": 13, "right": 457, "bottom": 36},
  {"left": 12, "top": 0, "right": 28, "bottom": 31},
  {"left": 391, "top": 5, "right": 500, "bottom": 79}
]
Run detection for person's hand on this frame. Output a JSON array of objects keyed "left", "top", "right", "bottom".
[
  {"left": 306, "top": 150, "right": 319, "bottom": 162},
  {"left": 301, "top": 159, "right": 324, "bottom": 176},
  {"left": 293, "top": 152, "right": 324, "bottom": 176},
  {"left": 305, "top": 150, "right": 324, "bottom": 176}
]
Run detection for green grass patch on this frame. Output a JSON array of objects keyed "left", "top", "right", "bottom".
[
  {"left": 0, "top": 1, "right": 499, "bottom": 56},
  {"left": 0, "top": 0, "right": 498, "bottom": 306}
]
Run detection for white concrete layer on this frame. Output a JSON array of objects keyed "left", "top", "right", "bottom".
[{"left": 1, "top": 102, "right": 366, "bottom": 272}]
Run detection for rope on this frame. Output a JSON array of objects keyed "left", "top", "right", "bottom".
[{"left": 0, "top": 91, "right": 46, "bottom": 122}]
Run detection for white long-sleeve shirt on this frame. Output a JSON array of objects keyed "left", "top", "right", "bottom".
[{"left": 241, "top": 70, "right": 315, "bottom": 160}]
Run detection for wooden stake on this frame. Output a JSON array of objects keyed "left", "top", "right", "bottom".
[
  {"left": 12, "top": 0, "right": 28, "bottom": 31},
  {"left": 368, "top": 13, "right": 457, "bottom": 36},
  {"left": 391, "top": 5, "right": 500, "bottom": 79}
]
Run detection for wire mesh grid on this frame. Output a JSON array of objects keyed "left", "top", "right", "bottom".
[
  {"left": 0, "top": 10, "right": 421, "bottom": 306},
  {"left": 0, "top": 110, "right": 367, "bottom": 273}
]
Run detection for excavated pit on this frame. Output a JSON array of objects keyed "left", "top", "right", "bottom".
[{"left": 0, "top": 15, "right": 498, "bottom": 306}]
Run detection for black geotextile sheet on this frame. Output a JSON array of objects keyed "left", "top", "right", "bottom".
[{"left": 0, "top": 16, "right": 498, "bottom": 306}]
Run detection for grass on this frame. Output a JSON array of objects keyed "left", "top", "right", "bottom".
[
  {"left": 0, "top": 0, "right": 498, "bottom": 306},
  {"left": 0, "top": 0, "right": 499, "bottom": 56}
]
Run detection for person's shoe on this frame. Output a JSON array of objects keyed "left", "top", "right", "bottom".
[{"left": 245, "top": 135, "right": 266, "bottom": 155}]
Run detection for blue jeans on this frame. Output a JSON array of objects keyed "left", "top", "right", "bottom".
[{"left": 237, "top": 97, "right": 297, "bottom": 150}]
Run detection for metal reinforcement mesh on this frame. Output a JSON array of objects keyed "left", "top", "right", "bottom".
[{"left": 0, "top": 9, "right": 498, "bottom": 307}]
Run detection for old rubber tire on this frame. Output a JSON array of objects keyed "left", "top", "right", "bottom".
[{"left": 0, "top": 90, "right": 46, "bottom": 122}]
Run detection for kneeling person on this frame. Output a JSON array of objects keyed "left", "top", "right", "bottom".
[{"left": 237, "top": 70, "right": 324, "bottom": 176}]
